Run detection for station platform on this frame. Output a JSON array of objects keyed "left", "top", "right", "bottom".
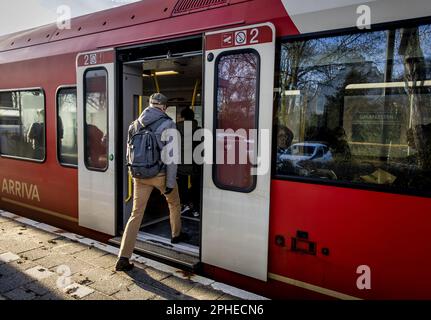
[{"left": 0, "top": 210, "right": 266, "bottom": 301}]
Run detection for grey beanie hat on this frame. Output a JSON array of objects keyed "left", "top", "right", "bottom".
[{"left": 150, "top": 93, "right": 168, "bottom": 106}]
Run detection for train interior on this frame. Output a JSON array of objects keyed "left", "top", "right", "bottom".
[{"left": 117, "top": 37, "right": 203, "bottom": 267}]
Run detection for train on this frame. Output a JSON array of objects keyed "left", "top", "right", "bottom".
[{"left": 1, "top": 0, "right": 431, "bottom": 300}]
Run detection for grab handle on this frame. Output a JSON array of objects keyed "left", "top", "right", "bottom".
[{"left": 125, "top": 172, "right": 133, "bottom": 203}]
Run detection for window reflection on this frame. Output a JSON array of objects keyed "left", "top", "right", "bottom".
[
  {"left": 58, "top": 88, "right": 77, "bottom": 166},
  {"left": 0, "top": 90, "right": 45, "bottom": 161},
  {"left": 84, "top": 69, "right": 108, "bottom": 171},
  {"left": 215, "top": 52, "right": 259, "bottom": 191},
  {"left": 277, "top": 25, "right": 431, "bottom": 193}
]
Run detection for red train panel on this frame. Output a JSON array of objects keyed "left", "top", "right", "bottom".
[{"left": 1, "top": 0, "right": 431, "bottom": 300}]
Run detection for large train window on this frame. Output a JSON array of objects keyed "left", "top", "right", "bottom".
[
  {"left": 214, "top": 50, "right": 260, "bottom": 192},
  {"left": 0, "top": 89, "right": 45, "bottom": 162},
  {"left": 276, "top": 24, "right": 431, "bottom": 196},
  {"left": 84, "top": 69, "right": 108, "bottom": 171},
  {"left": 57, "top": 87, "right": 77, "bottom": 167}
]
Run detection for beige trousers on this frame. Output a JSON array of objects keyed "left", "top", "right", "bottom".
[{"left": 118, "top": 175, "right": 182, "bottom": 259}]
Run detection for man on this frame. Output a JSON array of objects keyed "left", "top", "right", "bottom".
[
  {"left": 116, "top": 93, "right": 189, "bottom": 272},
  {"left": 27, "top": 109, "right": 45, "bottom": 160},
  {"left": 276, "top": 125, "right": 294, "bottom": 154},
  {"left": 86, "top": 123, "right": 106, "bottom": 169},
  {"left": 177, "top": 108, "right": 200, "bottom": 217}
]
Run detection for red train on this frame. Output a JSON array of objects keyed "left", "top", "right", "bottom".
[{"left": 1, "top": 0, "right": 431, "bottom": 299}]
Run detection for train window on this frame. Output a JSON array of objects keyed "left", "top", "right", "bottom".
[
  {"left": 0, "top": 89, "right": 45, "bottom": 162},
  {"left": 214, "top": 50, "right": 260, "bottom": 192},
  {"left": 84, "top": 69, "right": 108, "bottom": 171},
  {"left": 57, "top": 87, "right": 77, "bottom": 167},
  {"left": 276, "top": 24, "right": 431, "bottom": 195}
]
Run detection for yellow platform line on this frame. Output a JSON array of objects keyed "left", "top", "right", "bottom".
[
  {"left": 268, "top": 273, "right": 362, "bottom": 300},
  {"left": 1, "top": 197, "right": 78, "bottom": 223}
]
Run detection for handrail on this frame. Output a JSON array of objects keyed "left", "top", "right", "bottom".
[
  {"left": 189, "top": 79, "right": 201, "bottom": 189},
  {"left": 125, "top": 172, "right": 133, "bottom": 203},
  {"left": 152, "top": 71, "right": 160, "bottom": 93},
  {"left": 125, "top": 95, "right": 144, "bottom": 203},
  {"left": 191, "top": 79, "right": 201, "bottom": 110},
  {"left": 138, "top": 95, "right": 143, "bottom": 114}
]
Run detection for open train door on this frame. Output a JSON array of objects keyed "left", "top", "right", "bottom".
[
  {"left": 76, "top": 49, "right": 117, "bottom": 235},
  {"left": 202, "top": 23, "right": 275, "bottom": 281}
]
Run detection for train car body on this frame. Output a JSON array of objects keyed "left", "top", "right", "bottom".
[{"left": 1, "top": 0, "right": 431, "bottom": 299}]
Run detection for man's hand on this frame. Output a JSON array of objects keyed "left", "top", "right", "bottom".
[{"left": 164, "top": 188, "right": 174, "bottom": 195}]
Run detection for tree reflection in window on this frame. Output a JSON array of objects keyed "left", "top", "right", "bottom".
[
  {"left": 215, "top": 51, "right": 259, "bottom": 192},
  {"left": 84, "top": 69, "right": 108, "bottom": 171},
  {"left": 276, "top": 25, "right": 431, "bottom": 194},
  {"left": 57, "top": 88, "right": 77, "bottom": 166},
  {"left": 0, "top": 90, "right": 45, "bottom": 161}
]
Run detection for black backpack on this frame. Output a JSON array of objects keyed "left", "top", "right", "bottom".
[{"left": 127, "top": 117, "right": 169, "bottom": 179}]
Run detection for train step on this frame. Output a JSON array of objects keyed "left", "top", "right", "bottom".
[{"left": 109, "top": 236, "right": 200, "bottom": 271}]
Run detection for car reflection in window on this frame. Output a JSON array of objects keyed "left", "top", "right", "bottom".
[{"left": 278, "top": 142, "right": 337, "bottom": 179}]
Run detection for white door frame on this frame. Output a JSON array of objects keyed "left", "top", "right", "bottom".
[
  {"left": 202, "top": 23, "right": 276, "bottom": 281},
  {"left": 76, "top": 48, "right": 117, "bottom": 235}
]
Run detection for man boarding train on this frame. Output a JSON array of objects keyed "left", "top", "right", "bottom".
[{"left": 116, "top": 93, "right": 189, "bottom": 272}]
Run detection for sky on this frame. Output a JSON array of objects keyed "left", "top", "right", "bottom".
[{"left": 0, "top": 0, "right": 141, "bottom": 36}]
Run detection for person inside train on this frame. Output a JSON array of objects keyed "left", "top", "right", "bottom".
[
  {"left": 275, "top": 125, "right": 295, "bottom": 175},
  {"left": 116, "top": 93, "right": 189, "bottom": 272},
  {"left": 277, "top": 125, "right": 294, "bottom": 154},
  {"left": 330, "top": 126, "right": 351, "bottom": 161},
  {"left": 177, "top": 107, "right": 201, "bottom": 217},
  {"left": 27, "top": 109, "right": 45, "bottom": 160},
  {"left": 86, "top": 123, "right": 106, "bottom": 168},
  {"left": 58, "top": 116, "right": 64, "bottom": 141}
]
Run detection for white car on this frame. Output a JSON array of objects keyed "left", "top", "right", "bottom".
[{"left": 279, "top": 142, "right": 333, "bottom": 166}]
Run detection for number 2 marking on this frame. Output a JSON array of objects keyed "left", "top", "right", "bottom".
[
  {"left": 250, "top": 28, "right": 259, "bottom": 44},
  {"left": 84, "top": 54, "right": 89, "bottom": 66}
]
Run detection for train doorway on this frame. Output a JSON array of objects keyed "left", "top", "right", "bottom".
[
  {"left": 78, "top": 23, "right": 276, "bottom": 279},
  {"left": 113, "top": 37, "right": 203, "bottom": 269}
]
